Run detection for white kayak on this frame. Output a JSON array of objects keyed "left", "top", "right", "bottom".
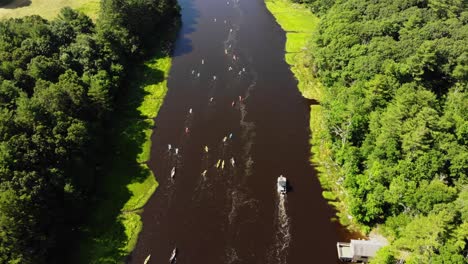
[
  {"left": 169, "top": 247, "right": 177, "bottom": 263},
  {"left": 144, "top": 254, "right": 151, "bottom": 264}
]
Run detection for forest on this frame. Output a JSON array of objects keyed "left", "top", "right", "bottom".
[
  {"left": 0, "top": 0, "right": 179, "bottom": 263},
  {"left": 300, "top": 0, "right": 467, "bottom": 262}
]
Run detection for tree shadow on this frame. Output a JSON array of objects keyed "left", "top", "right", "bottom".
[
  {"left": 304, "top": 97, "right": 319, "bottom": 106},
  {"left": 71, "top": 32, "right": 177, "bottom": 264},
  {"left": 0, "top": 0, "right": 31, "bottom": 9},
  {"left": 309, "top": 160, "right": 366, "bottom": 240},
  {"left": 171, "top": 0, "right": 199, "bottom": 57}
]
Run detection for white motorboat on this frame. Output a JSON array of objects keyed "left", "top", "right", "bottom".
[
  {"left": 277, "top": 175, "right": 287, "bottom": 195},
  {"left": 169, "top": 247, "right": 177, "bottom": 263},
  {"left": 171, "top": 167, "right": 176, "bottom": 178}
]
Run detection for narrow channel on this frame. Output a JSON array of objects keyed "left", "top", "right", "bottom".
[{"left": 129, "top": 0, "right": 356, "bottom": 263}]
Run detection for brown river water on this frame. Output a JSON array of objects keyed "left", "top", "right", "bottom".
[{"left": 129, "top": 0, "right": 357, "bottom": 263}]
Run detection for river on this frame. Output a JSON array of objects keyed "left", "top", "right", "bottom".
[{"left": 129, "top": 0, "right": 355, "bottom": 263}]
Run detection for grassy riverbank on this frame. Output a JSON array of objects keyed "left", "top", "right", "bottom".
[
  {"left": 75, "top": 42, "right": 173, "bottom": 263},
  {"left": 265, "top": 0, "right": 362, "bottom": 232},
  {"left": 0, "top": 0, "right": 100, "bottom": 20}
]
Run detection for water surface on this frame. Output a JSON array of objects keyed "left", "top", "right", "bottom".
[{"left": 130, "top": 0, "right": 355, "bottom": 263}]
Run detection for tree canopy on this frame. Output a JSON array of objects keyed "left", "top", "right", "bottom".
[
  {"left": 305, "top": 0, "right": 467, "bottom": 261},
  {"left": 0, "top": 0, "right": 179, "bottom": 262}
]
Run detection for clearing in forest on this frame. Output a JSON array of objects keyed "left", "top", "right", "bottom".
[{"left": 0, "top": 0, "right": 99, "bottom": 20}]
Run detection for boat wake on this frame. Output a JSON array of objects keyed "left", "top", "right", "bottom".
[
  {"left": 225, "top": 246, "right": 241, "bottom": 264},
  {"left": 268, "top": 194, "right": 290, "bottom": 264},
  {"left": 224, "top": 187, "right": 258, "bottom": 263},
  {"left": 227, "top": 189, "right": 245, "bottom": 225}
]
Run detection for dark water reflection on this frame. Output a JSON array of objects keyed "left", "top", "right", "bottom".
[{"left": 129, "top": 0, "right": 357, "bottom": 263}]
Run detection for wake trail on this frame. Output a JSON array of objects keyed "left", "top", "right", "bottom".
[{"left": 268, "top": 194, "right": 291, "bottom": 264}]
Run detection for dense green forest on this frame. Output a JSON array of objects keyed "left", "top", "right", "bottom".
[
  {"left": 300, "top": 0, "right": 467, "bottom": 262},
  {"left": 0, "top": 0, "right": 179, "bottom": 263}
]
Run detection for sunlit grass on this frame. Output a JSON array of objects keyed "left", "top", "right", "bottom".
[
  {"left": 137, "top": 56, "right": 172, "bottom": 118},
  {"left": 120, "top": 213, "right": 143, "bottom": 254},
  {"left": 265, "top": 0, "right": 317, "bottom": 31},
  {"left": 123, "top": 169, "right": 158, "bottom": 212},
  {"left": 0, "top": 0, "right": 100, "bottom": 20},
  {"left": 265, "top": 0, "right": 318, "bottom": 55},
  {"left": 76, "top": 48, "right": 174, "bottom": 263},
  {"left": 285, "top": 32, "right": 310, "bottom": 53},
  {"left": 265, "top": 0, "right": 321, "bottom": 99}
]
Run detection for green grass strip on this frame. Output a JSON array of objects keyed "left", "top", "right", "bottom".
[
  {"left": 265, "top": 0, "right": 322, "bottom": 100},
  {"left": 74, "top": 45, "right": 173, "bottom": 263}
]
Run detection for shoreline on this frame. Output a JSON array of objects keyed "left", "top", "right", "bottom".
[
  {"left": 264, "top": 0, "right": 365, "bottom": 235},
  {"left": 75, "top": 30, "right": 178, "bottom": 263}
]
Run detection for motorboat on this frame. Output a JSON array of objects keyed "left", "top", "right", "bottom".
[
  {"left": 171, "top": 167, "right": 176, "bottom": 178},
  {"left": 169, "top": 247, "right": 177, "bottom": 263},
  {"left": 277, "top": 175, "right": 287, "bottom": 195},
  {"left": 230, "top": 157, "right": 235, "bottom": 167}
]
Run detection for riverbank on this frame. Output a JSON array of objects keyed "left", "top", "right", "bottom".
[
  {"left": 265, "top": 0, "right": 363, "bottom": 233},
  {"left": 75, "top": 37, "right": 175, "bottom": 263}
]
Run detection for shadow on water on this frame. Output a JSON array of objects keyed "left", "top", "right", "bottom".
[
  {"left": 308, "top": 161, "right": 365, "bottom": 240},
  {"left": 70, "top": 32, "right": 177, "bottom": 264},
  {"left": 172, "top": 0, "right": 200, "bottom": 57},
  {"left": 0, "top": 0, "right": 31, "bottom": 9},
  {"left": 304, "top": 97, "right": 319, "bottom": 106}
]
